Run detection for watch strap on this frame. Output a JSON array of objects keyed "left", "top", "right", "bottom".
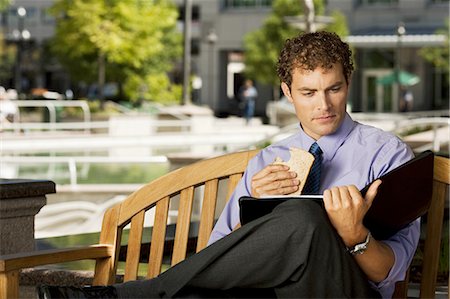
[{"left": 347, "top": 231, "right": 371, "bottom": 255}]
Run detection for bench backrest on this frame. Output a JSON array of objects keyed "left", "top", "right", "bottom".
[
  {"left": 418, "top": 156, "right": 449, "bottom": 298},
  {"left": 91, "top": 151, "right": 448, "bottom": 299},
  {"left": 392, "top": 155, "right": 449, "bottom": 298},
  {"left": 92, "top": 149, "right": 260, "bottom": 285}
]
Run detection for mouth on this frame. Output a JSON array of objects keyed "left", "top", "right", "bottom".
[{"left": 314, "top": 114, "right": 336, "bottom": 122}]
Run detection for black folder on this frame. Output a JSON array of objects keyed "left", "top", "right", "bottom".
[{"left": 239, "top": 150, "right": 434, "bottom": 240}]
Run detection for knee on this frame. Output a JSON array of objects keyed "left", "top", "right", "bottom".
[{"left": 271, "top": 200, "right": 329, "bottom": 233}]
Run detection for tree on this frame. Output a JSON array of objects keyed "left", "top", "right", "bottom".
[
  {"left": 419, "top": 19, "right": 449, "bottom": 71},
  {"left": 0, "top": 0, "right": 11, "bottom": 56},
  {"left": 243, "top": 0, "right": 349, "bottom": 100},
  {"left": 0, "top": 0, "right": 13, "bottom": 86},
  {"left": 49, "top": 0, "right": 182, "bottom": 104},
  {"left": 0, "top": 0, "right": 9, "bottom": 11}
]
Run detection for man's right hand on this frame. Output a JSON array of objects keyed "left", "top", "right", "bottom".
[{"left": 251, "top": 164, "right": 300, "bottom": 197}]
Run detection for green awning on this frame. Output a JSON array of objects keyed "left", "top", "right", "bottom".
[{"left": 377, "top": 70, "right": 420, "bottom": 86}]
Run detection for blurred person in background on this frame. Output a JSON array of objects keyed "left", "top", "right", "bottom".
[
  {"left": 399, "top": 87, "right": 414, "bottom": 112},
  {"left": 0, "top": 87, "right": 18, "bottom": 123},
  {"left": 240, "top": 79, "right": 258, "bottom": 125}
]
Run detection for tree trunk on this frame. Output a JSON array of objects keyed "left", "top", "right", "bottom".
[
  {"left": 302, "top": 0, "right": 315, "bottom": 33},
  {"left": 98, "top": 51, "right": 105, "bottom": 106}
]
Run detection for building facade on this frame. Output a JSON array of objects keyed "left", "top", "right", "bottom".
[
  {"left": 1, "top": 0, "right": 448, "bottom": 117},
  {"left": 329, "top": 0, "right": 449, "bottom": 113}
]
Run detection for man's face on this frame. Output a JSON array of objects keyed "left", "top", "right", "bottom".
[{"left": 281, "top": 64, "right": 349, "bottom": 140}]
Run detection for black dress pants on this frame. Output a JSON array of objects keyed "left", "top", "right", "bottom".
[{"left": 115, "top": 200, "right": 381, "bottom": 298}]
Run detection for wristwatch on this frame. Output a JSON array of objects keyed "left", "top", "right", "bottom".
[{"left": 347, "top": 231, "right": 371, "bottom": 256}]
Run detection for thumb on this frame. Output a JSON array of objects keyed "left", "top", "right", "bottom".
[{"left": 365, "top": 179, "right": 382, "bottom": 208}]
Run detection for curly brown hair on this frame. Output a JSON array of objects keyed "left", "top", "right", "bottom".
[{"left": 276, "top": 31, "right": 354, "bottom": 88}]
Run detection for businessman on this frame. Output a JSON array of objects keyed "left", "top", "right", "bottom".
[{"left": 40, "top": 31, "right": 419, "bottom": 299}]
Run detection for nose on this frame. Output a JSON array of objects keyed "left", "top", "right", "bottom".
[{"left": 317, "top": 92, "right": 331, "bottom": 111}]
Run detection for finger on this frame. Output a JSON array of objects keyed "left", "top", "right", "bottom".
[
  {"left": 267, "top": 178, "right": 300, "bottom": 191},
  {"left": 329, "top": 186, "right": 341, "bottom": 208},
  {"left": 252, "top": 165, "right": 288, "bottom": 180},
  {"left": 252, "top": 168, "right": 298, "bottom": 197},
  {"left": 347, "top": 185, "right": 363, "bottom": 206},
  {"left": 365, "top": 179, "right": 382, "bottom": 207},
  {"left": 252, "top": 164, "right": 289, "bottom": 180},
  {"left": 323, "top": 189, "right": 332, "bottom": 209},
  {"left": 260, "top": 184, "right": 300, "bottom": 196},
  {"left": 338, "top": 186, "right": 352, "bottom": 208},
  {"left": 253, "top": 170, "right": 297, "bottom": 186},
  {"left": 257, "top": 178, "right": 300, "bottom": 194}
]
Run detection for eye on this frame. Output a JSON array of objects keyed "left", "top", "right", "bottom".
[
  {"left": 302, "top": 91, "right": 315, "bottom": 97},
  {"left": 330, "top": 86, "right": 341, "bottom": 93}
]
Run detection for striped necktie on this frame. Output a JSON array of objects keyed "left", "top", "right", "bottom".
[{"left": 303, "top": 142, "right": 323, "bottom": 194}]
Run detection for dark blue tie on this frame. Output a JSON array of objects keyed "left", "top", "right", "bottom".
[{"left": 303, "top": 142, "right": 323, "bottom": 194}]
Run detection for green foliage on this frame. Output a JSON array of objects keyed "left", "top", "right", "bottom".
[
  {"left": 0, "top": 38, "right": 16, "bottom": 84},
  {"left": 439, "top": 222, "right": 449, "bottom": 280},
  {"left": 0, "top": 0, "right": 12, "bottom": 70},
  {"left": 49, "top": 0, "right": 182, "bottom": 103},
  {"left": 59, "top": 100, "right": 122, "bottom": 119},
  {"left": 326, "top": 10, "right": 349, "bottom": 37},
  {"left": 123, "top": 72, "right": 182, "bottom": 105},
  {"left": 243, "top": 0, "right": 349, "bottom": 87},
  {"left": 0, "top": 0, "right": 10, "bottom": 11},
  {"left": 77, "top": 163, "right": 169, "bottom": 184},
  {"left": 419, "top": 19, "right": 449, "bottom": 71}
]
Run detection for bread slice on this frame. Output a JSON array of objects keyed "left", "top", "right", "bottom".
[{"left": 272, "top": 147, "right": 315, "bottom": 195}]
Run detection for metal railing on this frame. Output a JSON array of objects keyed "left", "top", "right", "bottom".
[
  {"left": 245, "top": 115, "right": 450, "bottom": 153},
  {"left": 0, "top": 131, "right": 276, "bottom": 154},
  {"left": 12, "top": 100, "right": 91, "bottom": 133},
  {"left": 1, "top": 119, "right": 192, "bottom": 133},
  {"left": 3, "top": 100, "right": 203, "bottom": 133}
]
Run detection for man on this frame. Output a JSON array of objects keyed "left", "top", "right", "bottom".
[
  {"left": 207, "top": 31, "right": 418, "bottom": 298},
  {"left": 400, "top": 87, "right": 414, "bottom": 112},
  {"left": 40, "top": 31, "right": 419, "bottom": 299},
  {"left": 240, "top": 79, "right": 258, "bottom": 124}
]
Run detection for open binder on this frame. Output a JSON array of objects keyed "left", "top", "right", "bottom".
[{"left": 239, "top": 150, "right": 434, "bottom": 240}]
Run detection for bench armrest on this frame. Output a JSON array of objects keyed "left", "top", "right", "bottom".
[{"left": 0, "top": 244, "right": 113, "bottom": 272}]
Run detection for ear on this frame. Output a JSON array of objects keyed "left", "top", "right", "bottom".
[
  {"left": 346, "top": 74, "right": 352, "bottom": 87},
  {"left": 281, "top": 82, "right": 294, "bottom": 103}
]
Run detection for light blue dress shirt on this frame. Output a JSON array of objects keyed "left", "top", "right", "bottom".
[{"left": 208, "top": 113, "right": 419, "bottom": 298}]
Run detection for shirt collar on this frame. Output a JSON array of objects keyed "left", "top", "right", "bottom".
[{"left": 298, "top": 113, "right": 356, "bottom": 162}]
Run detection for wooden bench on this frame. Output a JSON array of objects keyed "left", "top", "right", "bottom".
[{"left": 0, "top": 150, "right": 448, "bottom": 298}]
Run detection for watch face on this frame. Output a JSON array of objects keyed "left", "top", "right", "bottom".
[
  {"left": 348, "top": 232, "right": 371, "bottom": 255},
  {"left": 356, "top": 243, "right": 367, "bottom": 251},
  {"left": 352, "top": 244, "right": 367, "bottom": 255}
]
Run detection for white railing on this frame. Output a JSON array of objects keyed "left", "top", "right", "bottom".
[
  {"left": 3, "top": 101, "right": 209, "bottom": 134},
  {"left": 247, "top": 115, "right": 450, "bottom": 153},
  {"left": 392, "top": 117, "right": 449, "bottom": 132},
  {"left": 12, "top": 100, "right": 91, "bottom": 133},
  {"left": 1, "top": 119, "right": 192, "bottom": 133},
  {"left": 1, "top": 129, "right": 278, "bottom": 153}
]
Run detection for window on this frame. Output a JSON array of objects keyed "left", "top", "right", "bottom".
[
  {"left": 41, "top": 7, "right": 55, "bottom": 25},
  {"left": 222, "top": 0, "right": 273, "bottom": 9},
  {"left": 359, "top": 0, "right": 398, "bottom": 4},
  {"left": 178, "top": 5, "right": 200, "bottom": 21}
]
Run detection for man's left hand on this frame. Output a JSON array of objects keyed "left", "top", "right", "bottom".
[{"left": 323, "top": 180, "right": 382, "bottom": 247}]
